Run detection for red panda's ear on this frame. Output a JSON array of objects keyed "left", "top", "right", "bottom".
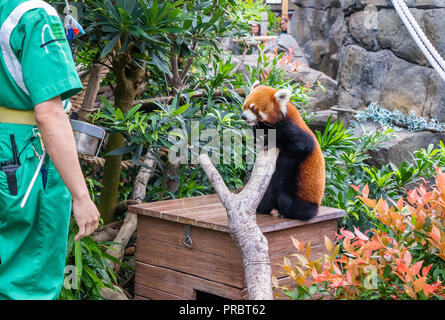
[
  {"left": 274, "top": 89, "right": 292, "bottom": 116},
  {"left": 251, "top": 80, "right": 261, "bottom": 90}
]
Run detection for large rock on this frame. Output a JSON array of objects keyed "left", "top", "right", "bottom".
[
  {"left": 348, "top": 7, "right": 445, "bottom": 67},
  {"left": 353, "top": 122, "right": 445, "bottom": 168},
  {"left": 286, "top": 67, "right": 338, "bottom": 111},
  {"left": 308, "top": 109, "right": 338, "bottom": 133},
  {"left": 292, "top": 1, "right": 346, "bottom": 78},
  {"left": 338, "top": 44, "right": 445, "bottom": 120},
  {"left": 291, "top": 0, "right": 445, "bottom": 121},
  {"left": 264, "top": 33, "right": 309, "bottom": 67},
  {"left": 348, "top": 0, "right": 445, "bottom": 9},
  {"left": 231, "top": 53, "right": 338, "bottom": 111}
]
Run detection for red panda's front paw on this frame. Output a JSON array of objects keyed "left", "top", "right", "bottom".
[{"left": 277, "top": 212, "right": 286, "bottom": 219}]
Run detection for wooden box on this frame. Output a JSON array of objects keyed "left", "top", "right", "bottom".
[{"left": 129, "top": 194, "right": 345, "bottom": 300}]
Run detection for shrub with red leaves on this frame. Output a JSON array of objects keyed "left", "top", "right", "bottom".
[{"left": 275, "top": 167, "right": 445, "bottom": 300}]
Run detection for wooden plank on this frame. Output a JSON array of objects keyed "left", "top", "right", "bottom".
[
  {"left": 131, "top": 193, "right": 345, "bottom": 234},
  {"left": 257, "top": 207, "right": 345, "bottom": 233},
  {"left": 143, "top": 202, "right": 223, "bottom": 216},
  {"left": 138, "top": 216, "right": 241, "bottom": 259},
  {"left": 134, "top": 295, "right": 149, "bottom": 300},
  {"left": 130, "top": 194, "right": 219, "bottom": 212},
  {"left": 137, "top": 217, "right": 334, "bottom": 292},
  {"left": 282, "top": 0, "right": 288, "bottom": 18},
  {"left": 265, "top": 219, "right": 338, "bottom": 255},
  {"left": 136, "top": 237, "right": 245, "bottom": 288},
  {"left": 136, "top": 262, "right": 243, "bottom": 300},
  {"left": 135, "top": 283, "right": 184, "bottom": 300},
  {"left": 178, "top": 207, "right": 226, "bottom": 220},
  {"left": 134, "top": 206, "right": 343, "bottom": 234}
]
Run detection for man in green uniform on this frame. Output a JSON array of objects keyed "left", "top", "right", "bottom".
[{"left": 0, "top": 0, "right": 100, "bottom": 299}]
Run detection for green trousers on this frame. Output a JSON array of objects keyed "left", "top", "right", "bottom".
[{"left": 0, "top": 123, "right": 71, "bottom": 300}]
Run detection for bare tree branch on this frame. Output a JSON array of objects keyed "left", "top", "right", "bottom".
[{"left": 198, "top": 148, "right": 279, "bottom": 300}]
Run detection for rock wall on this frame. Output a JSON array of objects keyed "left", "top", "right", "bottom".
[{"left": 292, "top": 0, "right": 445, "bottom": 120}]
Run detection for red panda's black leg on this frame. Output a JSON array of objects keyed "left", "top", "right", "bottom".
[{"left": 276, "top": 193, "right": 318, "bottom": 220}]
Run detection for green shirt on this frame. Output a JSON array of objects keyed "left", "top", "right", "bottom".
[{"left": 0, "top": 0, "right": 82, "bottom": 111}]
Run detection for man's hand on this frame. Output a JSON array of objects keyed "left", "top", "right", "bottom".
[
  {"left": 35, "top": 95, "right": 101, "bottom": 241},
  {"left": 72, "top": 195, "right": 100, "bottom": 241}
]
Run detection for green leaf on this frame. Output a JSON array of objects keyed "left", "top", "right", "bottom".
[
  {"left": 99, "top": 96, "right": 116, "bottom": 115},
  {"left": 172, "top": 104, "right": 190, "bottom": 116},
  {"left": 74, "top": 241, "right": 83, "bottom": 288},
  {"left": 151, "top": 52, "right": 172, "bottom": 76},
  {"left": 106, "top": 145, "right": 137, "bottom": 156},
  {"left": 101, "top": 33, "right": 121, "bottom": 58}
]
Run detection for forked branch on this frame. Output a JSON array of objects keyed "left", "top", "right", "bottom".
[{"left": 198, "top": 148, "right": 279, "bottom": 300}]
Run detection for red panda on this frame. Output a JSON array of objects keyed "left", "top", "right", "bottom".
[{"left": 241, "top": 81, "right": 325, "bottom": 220}]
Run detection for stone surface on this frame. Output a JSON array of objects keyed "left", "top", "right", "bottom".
[
  {"left": 308, "top": 109, "right": 339, "bottom": 133},
  {"left": 286, "top": 67, "right": 338, "bottom": 111},
  {"left": 231, "top": 54, "right": 338, "bottom": 111},
  {"left": 287, "top": 0, "right": 445, "bottom": 169},
  {"left": 348, "top": 8, "right": 445, "bottom": 68},
  {"left": 264, "top": 33, "right": 309, "bottom": 67},
  {"left": 292, "top": 2, "right": 346, "bottom": 78},
  {"left": 291, "top": 0, "right": 445, "bottom": 121},
  {"left": 337, "top": 44, "right": 445, "bottom": 119},
  {"left": 353, "top": 122, "right": 445, "bottom": 167}
]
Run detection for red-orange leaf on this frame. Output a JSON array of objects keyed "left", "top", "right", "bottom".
[
  {"left": 362, "top": 183, "right": 369, "bottom": 198},
  {"left": 413, "top": 277, "right": 426, "bottom": 293},
  {"left": 436, "top": 167, "right": 445, "bottom": 190},
  {"left": 340, "top": 228, "right": 355, "bottom": 240},
  {"left": 422, "top": 264, "right": 433, "bottom": 277},
  {"left": 430, "top": 225, "right": 441, "bottom": 243},
  {"left": 403, "top": 284, "right": 417, "bottom": 299},
  {"left": 396, "top": 197, "right": 404, "bottom": 211},
  {"left": 354, "top": 227, "right": 369, "bottom": 241},
  {"left": 407, "top": 189, "right": 418, "bottom": 205},
  {"left": 411, "top": 261, "right": 423, "bottom": 276},
  {"left": 358, "top": 196, "right": 377, "bottom": 208},
  {"left": 403, "top": 250, "right": 412, "bottom": 266}
]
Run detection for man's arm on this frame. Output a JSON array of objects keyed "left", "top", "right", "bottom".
[{"left": 34, "top": 96, "right": 100, "bottom": 241}]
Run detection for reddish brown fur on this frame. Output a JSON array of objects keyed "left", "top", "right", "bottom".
[
  {"left": 286, "top": 104, "right": 325, "bottom": 205},
  {"left": 243, "top": 86, "right": 326, "bottom": 205}
]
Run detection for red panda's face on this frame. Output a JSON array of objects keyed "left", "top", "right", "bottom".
[{"left": 242, "top": 82, "right": 292, "bottom": 126}]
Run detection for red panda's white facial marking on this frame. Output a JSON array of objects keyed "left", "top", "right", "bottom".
[
  {"left": 274, "top": 89, "right": 292, "bottom": 117},
  {"left": 259, "top": 111, "right": 268, "bottom": 121},
  {"left": 242, "top": 109, "right": 257, "bottom": 126},
  {"left": 251, "top": 80, "right": 261, "bottom": 90}
]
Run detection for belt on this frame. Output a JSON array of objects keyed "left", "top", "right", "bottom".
[{"left": 0, "top": 106, "right": 36, "bottom": 125}]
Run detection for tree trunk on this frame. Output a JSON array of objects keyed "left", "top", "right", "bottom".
[
  {"left": 98, "top": 132, "right": 125, "bottom": 224},
  {"left": 78, "top": 60, "right": 108, "bottom": 122},
  {"left": 198, "top": 148, "right": 279, "bottom": 300},
  {"left": 97, "top": 47, "right": 146, "bottom": 223}
]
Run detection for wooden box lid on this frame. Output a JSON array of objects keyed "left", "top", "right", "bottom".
[{"left": 129, "top": 194, "right": 345, "bottom": 234}]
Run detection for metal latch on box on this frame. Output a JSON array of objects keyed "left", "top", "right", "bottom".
[{"left": 183, "top": 225, "right": 193, "bottom": 249}]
